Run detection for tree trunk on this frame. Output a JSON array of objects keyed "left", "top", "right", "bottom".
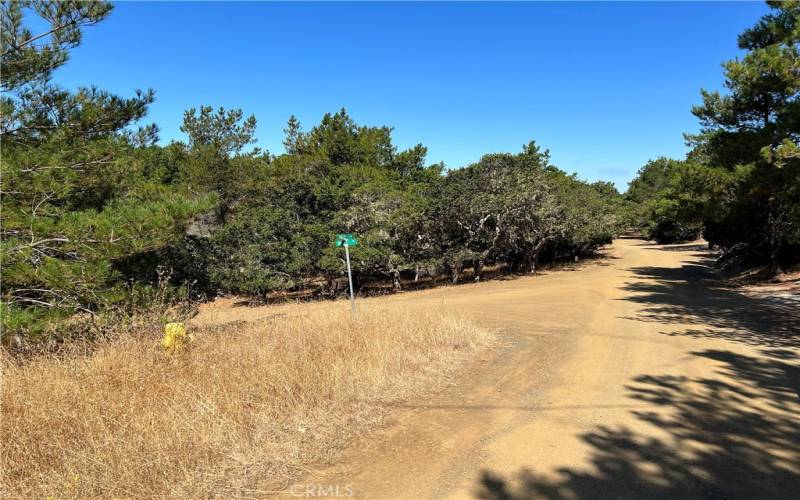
[
  {"left": 451, "top": 262, "right": 462, "bottom": 284},
  {"left": 392, "top": 270, "right": 402, "bottom": 291},
  {"left": 529, "top": 241, "right": 545, "bottom": 274},
  {"left": 414, "top": 264, "right": 420, "bottom": 283},
  {"left": 474, "top": 259, "right": 484, "bottom": 282}
]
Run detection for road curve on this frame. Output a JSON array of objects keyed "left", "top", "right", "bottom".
[{"left": 306, "top": 238, "right": 800, "bottom": 499}]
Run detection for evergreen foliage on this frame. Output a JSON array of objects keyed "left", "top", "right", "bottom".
[
  {"left": 1, "top": 1, "right": 212, "bottom": 339},
  {"left": 628, "top": 1, "right": 800, "bottom": 265},
  {"left": 162, "top": 115, "right": 626, "bottom": 297}
]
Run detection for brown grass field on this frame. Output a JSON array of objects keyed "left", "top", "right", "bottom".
[{"left": 1, "top": 301, "right": 492, "bottom": 498}]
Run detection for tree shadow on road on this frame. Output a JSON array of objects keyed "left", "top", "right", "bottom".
[
  {"left": 474, "top": 254, "right": 799, "bottom": 499},
  {"left": 473, "top": 348, "right": 800, "bottom": 499},
  {"left": 618, "top": 257, "right": 799, "bottom": 349}
]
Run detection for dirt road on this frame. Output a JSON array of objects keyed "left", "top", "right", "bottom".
[{"left": 302, "top": 238, "right": 799, "bottom": 499}]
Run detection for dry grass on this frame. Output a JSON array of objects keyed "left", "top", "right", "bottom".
[{"left": 1, "top": 301, "right": 492, "bottom": 498}]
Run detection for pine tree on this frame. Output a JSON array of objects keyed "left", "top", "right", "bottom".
[
  {"left": 282, "top": 115, "right": 303, "bottom": 155},
  {"left": 1, "top": 1, "right": 211, "bottom": 339},
  {"left": 686, "top": 0, "right": 800, "bottom": 264}
]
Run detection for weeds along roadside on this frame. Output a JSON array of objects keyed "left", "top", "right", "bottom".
[{"left": 1, "top": 301, "right": 493, "bottom": 498}]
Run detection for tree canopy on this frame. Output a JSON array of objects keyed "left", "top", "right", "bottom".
[
  {"left": 628, "top": 1, "right": 800, "bottom": 266},
  {"left": 1, "top": 1, "right": 211, "bottom": 338}
]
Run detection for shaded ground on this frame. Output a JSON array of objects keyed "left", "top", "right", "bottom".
[
  {"left": 222, "top": 239, "right": 798, "bottom": 499},
  {"left": 475, "top": 347, "right": 799, "bottom": 499}
]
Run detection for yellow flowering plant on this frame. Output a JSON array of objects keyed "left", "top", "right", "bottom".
[{"left": 161, "top": 322, "right": 193, "bottom": 352}]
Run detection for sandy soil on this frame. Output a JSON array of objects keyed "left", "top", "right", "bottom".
[{"left": 200, "top": 238, "right": 800, "bottom": 499}]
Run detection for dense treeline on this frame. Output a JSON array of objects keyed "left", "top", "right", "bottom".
[
  {"left": 172, "top": 120, "right": 625, "bottom": 296},
  {"left": 1, "top": 1, "right": 626, "bottom": 341},
  {"left": 628, "top": 1, "right": 800, "bottom": 269}
]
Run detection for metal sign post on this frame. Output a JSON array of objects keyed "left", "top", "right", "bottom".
[
  {"left": 335, "top": 233, "right": 359, "bottom": 314},
  {"left": 344, "top": 241, "right": 355, "bottom": 314}
]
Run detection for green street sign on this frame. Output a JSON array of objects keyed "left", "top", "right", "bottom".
[
  {"left": 335, "top": 233, "right": 358, "bottom": 247},
  {"left": 337, "top": 233, "right": 357, "bottom": 314}
]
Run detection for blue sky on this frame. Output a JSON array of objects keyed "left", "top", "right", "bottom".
[{"left": 47, "top": 1, "right": 768, "bottom": 190}]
